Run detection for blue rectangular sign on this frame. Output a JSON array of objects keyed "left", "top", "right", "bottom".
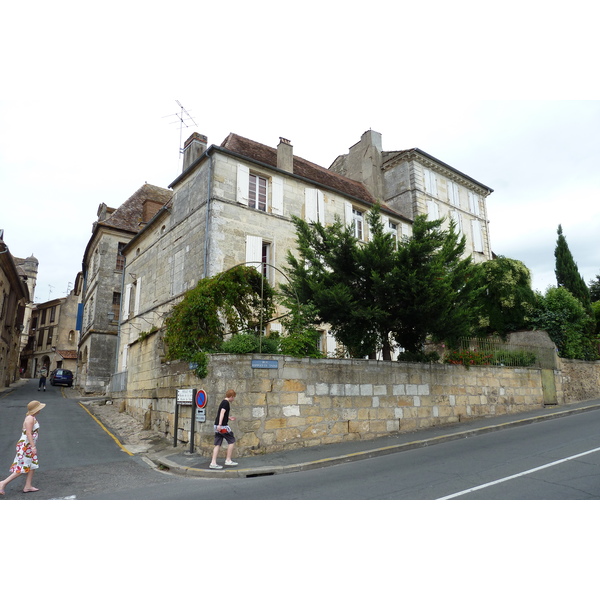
[{"left": 251, "top": 359, "right": 279, "bottom": 369}]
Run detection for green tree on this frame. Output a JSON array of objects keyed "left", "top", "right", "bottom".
[
  {"left": 471, "top": 256, "right": 537, "bottom": 338},
  {"left": 283, "top": 207, "right": 398, "bottom": 359},
  {"left": 283, "top": 208, "right": 478, "bottom": 359},
  {"left": 554, "top": 224, "right": 592, "bottom": 311},
  {"left": 589, "top": 274, "right": 600, "bottom": 302},
  {"left": 164, "top": 266, "right": 275, "bottom": 375},
  {"left": 531, "top": 286, "right": 597, "bottom": 360},
  {"left": 390, "top": 214, "right": 479, "bottom": 352}
]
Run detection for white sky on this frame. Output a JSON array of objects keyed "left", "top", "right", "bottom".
[{"left": 2, "top": 0, "right": 599, "bottom": 302}]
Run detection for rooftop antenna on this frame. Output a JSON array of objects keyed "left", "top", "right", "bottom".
[
  {"left": 48, "top": 284, "right": 55, "bottom": 300},
  {"left": 163, "top": 100, "right": 198, "bottom": 161}
]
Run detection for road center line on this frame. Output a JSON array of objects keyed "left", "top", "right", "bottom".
[{"left": 437, "top": 445, "right": 600, "bottom": 500}]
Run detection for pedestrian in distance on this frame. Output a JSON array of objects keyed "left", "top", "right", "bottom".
[
  {"left": 38, "top": 366, "right": 48, "bottom": 391},
  {"left": 210, "top": 389, "right": 238, "bottom": 469},
  {"left": 0, "top": 400, "right": 46, "bottom": 496}
]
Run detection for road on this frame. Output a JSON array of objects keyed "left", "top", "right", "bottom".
[{"left": 2, "top": 379, "right": 600, "bottom": 500}]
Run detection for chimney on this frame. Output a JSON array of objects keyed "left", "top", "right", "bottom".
[
  {"left": 182, "top": 132, "right": 208, "bottom": 172},
  {"left": 346, "top": 130, "right": 384, "bottom": 200},
  {"left": 277, "top": 137, "right": 293, "bottom": 173}
]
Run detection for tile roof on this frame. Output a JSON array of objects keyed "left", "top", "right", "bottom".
[
  {"left": 219, "top": 133, "right": 378, "bottom": 206},
  {"left": 99, "top": 183, "right": 172, "bottom": 233},
  {"left": 57, "top": 350, "right": 77, "bottom": 360}
]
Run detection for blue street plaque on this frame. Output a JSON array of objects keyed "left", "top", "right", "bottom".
[{"left": 251, "top": 359, "right": 279, "bottom": 369}]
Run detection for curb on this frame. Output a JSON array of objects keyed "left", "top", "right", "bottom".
[{"left": 151, "top": 402, "right": 600, "bottom": 478}]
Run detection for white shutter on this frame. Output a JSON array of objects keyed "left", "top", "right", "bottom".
[
  {"left": 121, "top": 344, "right": 128, "bottom": 371},
  {"left": 326, "top": 331, "right": 337, "bottom": 357},
  {"left": 344, "top": 201, "right": 353, "bottom": 225},
  {"left": 246, "top": 235, "right": 262, "bottom": 271},
  {"left": 305, "top": 188, "right": 317, "bottom": 223},
  {"left": 469, "top": 191, "right": 480, "bottom": 216},
  {"left": 448, "top": 181, "right": 459, "bottom": 206},
  {"left": 272, "top": 175, "right": 283, "bottom": 215},
  {"left": 471, "top": 219, "right": 483, "bottom": 252},
  {"left": 424, "top": 168, "right": 438, "bottom": 197},
  {"left": 123, "top": 283, "right": 132, "bottom": 321},
  {"left": 134, "top": 277, "right": 142, "bottom": 315},
  {"left": 451, "top": 210, "right": 462, "bottom": 233},
  {"left": 316, "top": 190, "right": 325, "bottom": 225},
  {"left": 237, "top": 163, "right": 249, "bottom": 205},
  {"left": 427, "top": 200, "right": 439, "bottom": 220}
]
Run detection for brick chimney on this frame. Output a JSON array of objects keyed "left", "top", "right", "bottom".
[
  {"left": 277, "top": 137, "right": 293, "bottom": 173},
  {"left": 182, "top": 132, "right": 208, "bottom": 172}
]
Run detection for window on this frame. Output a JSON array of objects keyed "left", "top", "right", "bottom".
[
  {"left": 249, "top": 173, "right": 267, "bottom": 211},
  {"left": 112, "top": 291, "right": 121, "bottom": 307},
  {"left": 41, "top": 309, "right": 47, "bottom": 325},
  {"left": 423, "top": 168, "right": 438, "bottom": 197},
  {"left": 450, "top": 210, "right": 462, "bottom": 233},
  {"left": 37, "top": 329, "right": 44, "bottom": 348},
  {"left": 116, "top": 243, "right": 126, "bottom": 271},
  {"left": 305, "top": 188, "right": 325, "bottom": 225},
  {"left": 237, "top": 164, "right": 283, "bottom": 215},
  {"left": 471, "top": 219, "right": 484, "bottom": 253},
  {"left": 468, "top": 191, "right": 480, "bottom": 216},
  {"left": 246, "top": 235, "right": 272, "bottom": 281},
  {"left": 448, "top": 181, "right": 460, "bottom": 206},
  {"left": 352, "top": 208, "right": 364, "bottom": 240},
  {"left": 50, "top": 306, "right": 56, "bottom": 323},
  {"left": 427, "top": 200, "right": 439, "bottom": 220},
  {"left": 47, "top": 326, "right": 54, "bottom": 347}
]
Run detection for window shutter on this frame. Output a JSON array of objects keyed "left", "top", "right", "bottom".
[
  {"left": 121, "top": 345, "right": 128, "bottom": 371},
  {"left": 272, "top": 176, "right": 283, "bottom": 215},
  {"left": 451, "top": 210, "right": 462, "bottom": 233},
  {"left": 123, "top": 284, "right": 132, "bottom": 321},
  {"left": 427, "top": 200, "right": 439, "bottom": 220},
  {"left": 448, "top": 181, "right": 459, "bottom": 206},
  {"left": 305, "top": 188, "right": 317, "bottom": 223},
  {"left": 471, "top": 219, "right": 483, "bottom": 252},
  {"left": 237, "top": 163, "right": 249, "bottom": 205},
  {"left": 469, "top": 191, "right": 480, "bottom": 216},
  {"left": 424, "top": 168, "right": 438, "bottom": 197},
  {"left": 246, "top": 235, "right": 262, "bottom": 271},
  {"left": 134, "top": 277, "right": 142, "bottom": 315},
  {"left": 326, "top": 331, "right": 337, "bottom": 357},
  {"left": 316, "top": 190, "right": 325, "bottom": 225},
  {"left": 344, "top": 201, "right": 353, "bottom": 225}
]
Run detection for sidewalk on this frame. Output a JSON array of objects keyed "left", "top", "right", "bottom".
[{"left": 149, "top": 397, "right": 600, "bottom": 478}]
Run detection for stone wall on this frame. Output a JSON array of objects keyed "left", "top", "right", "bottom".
[
  {"left": 557, "top": 358, "right": 600, "bottom": 403},
  {"left": 111, "top": 351, "right": 599, "bottom": 458}
]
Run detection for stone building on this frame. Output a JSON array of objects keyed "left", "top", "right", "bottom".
[
  {"left": 21, "top": 289, "right": 80, "bottom": 379},
  {"left": 329, "top": 130, "right": 494, "bottom": 262},
  {"left": 78, "top": 183, "right": 172, "bottom": 393},
  {"left": 0, "top": 231, "right": 30, "bottom": 388},
  {"left": 13, "top": 254, "right": 38, "bottom": 366},
  {"left": 112, "top": 131, "right": 414, "bottom": 391}
]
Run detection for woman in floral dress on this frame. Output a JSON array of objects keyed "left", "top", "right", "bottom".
[{"left": 0, "top": 400, "right": 45, "bottom": 495}]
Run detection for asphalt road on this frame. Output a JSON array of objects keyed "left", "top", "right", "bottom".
[{"left": 3, "top": 379, "right": 600, "bottom": 500}]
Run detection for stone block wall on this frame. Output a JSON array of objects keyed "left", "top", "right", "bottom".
[{"left": 111, "top": 351, "right": 600, "bottom": 458}]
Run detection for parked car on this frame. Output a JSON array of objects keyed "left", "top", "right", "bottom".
[{"left": 50, "top": 368, "right": 73, "bottom": 387}]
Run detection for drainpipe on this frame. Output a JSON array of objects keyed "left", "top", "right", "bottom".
[{"left": 203, "top": 151, "right": 214, "bottom": 279}]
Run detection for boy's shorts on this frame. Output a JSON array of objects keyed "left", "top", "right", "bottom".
[{"left": 214, "top": 431, "right": 236, "bottom": 446}]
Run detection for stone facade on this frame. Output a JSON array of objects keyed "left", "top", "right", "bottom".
[
  {"left": 21, "top": 290, "right": 80, "bottom": 378},
  {"left": 79, "top": 184, "right": 172, "bottom": 393},
  {"left": 330, "top": 130, "right": 494, "bottom": 262},
  {"left": 109, "top": 352, "right": 600, "bottom": 458},
  {"left": 0, "top": 233, "right": 30, "bottom": 388}
]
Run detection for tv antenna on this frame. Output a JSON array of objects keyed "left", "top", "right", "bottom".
[{"left": 163, "top": 100, "right": 198, "bottom": 160}]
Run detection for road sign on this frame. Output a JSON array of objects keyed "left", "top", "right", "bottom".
[
  {"left": 196, "top": 389, "right": 207, "bottom": 409},
  {"left": 196, "top": 408, "right": 206, "bottom": 422},
  {"left": 176, "top": 388, "right": 195, "bottom": 405}
]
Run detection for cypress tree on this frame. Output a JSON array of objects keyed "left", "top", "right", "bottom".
[{"left": 554, "top": 224, "right": 591, "bottom": 312}]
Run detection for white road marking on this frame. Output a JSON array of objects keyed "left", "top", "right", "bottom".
[
  {"left": 437, "top": 445, "right": 600, "bottom": 500},
  {"left": 50, "top": 495, "right": 77, "bottom": 500}
]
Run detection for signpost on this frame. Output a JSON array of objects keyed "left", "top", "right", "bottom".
[
  {"left": 174, "top": 388, "right": 196, "bottom": 452},
  {"left": 195, "top": 389, "right": 207, "bottom": 422}
]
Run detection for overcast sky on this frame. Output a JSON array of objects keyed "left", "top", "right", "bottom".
[{"left": 2, "top": 1, "right": 599, "bottom": 303}]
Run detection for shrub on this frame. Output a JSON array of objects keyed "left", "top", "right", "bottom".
[
  {"left": 492, "top": 349, "right": 537, "bottom": 367},
  {"left": 443, "top": 349, "right": 493, "bottom": 368},
  {"left": 220, "top": 333, "right": 280, "bottom": 354},
  {"left": 397, "top": 350, "right": 440, "bottom": 363}
]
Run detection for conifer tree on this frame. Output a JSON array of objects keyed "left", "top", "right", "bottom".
[{"left": 554, "top": 224, "right": 591, "bottom": 312}]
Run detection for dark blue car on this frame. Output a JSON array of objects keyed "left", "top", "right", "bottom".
[{"left": 50, "top": 368, "right": 73, "bottom": 387}]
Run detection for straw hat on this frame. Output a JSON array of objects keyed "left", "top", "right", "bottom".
[{"left": 27, "top": 400, "right": 46, "bottom": 416}]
